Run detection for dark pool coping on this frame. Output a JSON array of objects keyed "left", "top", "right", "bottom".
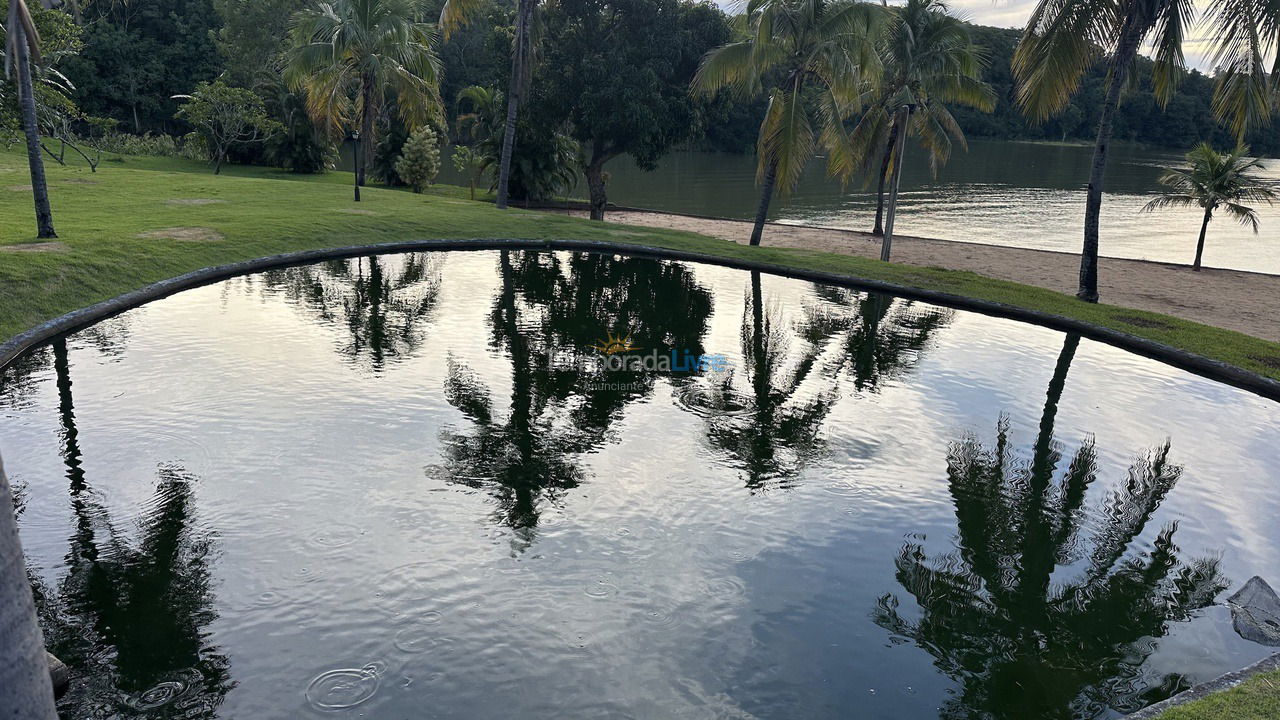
[
  {"left": 1125, "top": 652, "right": 1280, "bottom": 718},
  {"left": 2, "top": 238, "right": 1280, "bottom": 403}
]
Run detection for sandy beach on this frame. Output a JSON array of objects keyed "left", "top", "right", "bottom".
[{"left": 554, "top": 209, "right": 1280, "bottom": 344}]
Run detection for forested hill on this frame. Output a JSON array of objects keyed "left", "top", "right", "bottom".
[
  {"left": 952, "top": 25, "right": 1278, "bottom": 156},
  {"left": 57, "top": 0, "right": 1276, "bottom": 157}
]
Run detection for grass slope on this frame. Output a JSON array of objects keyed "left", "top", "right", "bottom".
[
  {"left": 1155, "top": 669, "right": 1280, "bottom": 720},
  {"left": 3, "top": 149, "right": 1280, "bottom": 382}
]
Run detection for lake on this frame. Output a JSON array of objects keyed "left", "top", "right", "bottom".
[
  {"left": 441, "top": 139, "right": 1280, "bottom": 274},
  {"left": 3, "top": 249, "right": 1277, "bottom": 719}
]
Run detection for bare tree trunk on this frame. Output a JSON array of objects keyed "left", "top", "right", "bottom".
[
  {"left": 0, "top": 451, "right": 60, "bottom": 720},
  {"left": 584, "top": 141, "right": 613, "bottom": 221},
  {"left": 881, "top": 107, "right": 910, "bottom": 262},
  {"left": 1079, "top": 25, "right": 1142, "bottom": 302},
  {"left": 585, "top": 162, "right": 607, "bottom": 221},
  {"left": 1193, "top": 206, "right": 1212, "bottom": 271},
  {"left": 750, "top": 161, "right": 777, "bottom": 247},
  {"left": 872, "top": 122, "right": 898, "bottom": 237},
  {"left": 14, "top": 20, "right": 57, "bottom": 239},
  {"left": 496, "top": 0, "right": 534, "bottom": 210}
]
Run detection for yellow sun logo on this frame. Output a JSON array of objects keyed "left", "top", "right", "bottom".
[{"left": 591, "top": 332, "right": 640, "bottom": 355}]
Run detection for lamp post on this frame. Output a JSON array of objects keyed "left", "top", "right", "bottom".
[{"left": 350, "top": 130, "right": 361, "bottom": 202}]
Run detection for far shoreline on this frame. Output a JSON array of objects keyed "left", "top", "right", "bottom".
[{"left": 545, "top": 205, "right": 1280, "bottom": 343}]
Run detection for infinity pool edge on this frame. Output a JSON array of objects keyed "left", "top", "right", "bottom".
[{"left": 3, "top": 237, "right": 1278, "bottom": 402}]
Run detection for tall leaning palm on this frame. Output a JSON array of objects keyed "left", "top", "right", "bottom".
[
  {"left": 5, "top": 0, "right": 56, "bottom": 238},
  {"left": 1013, "top": 0, "right": 1272, "bottom": 302},
  {"left": 1142, "top": 143, "right": 1276, "bottom": 271},
  {"left": 693, "top": 0, "right": 881, "bottom": 247},
  {"left": 439, "top": 0, "right": 536, "bottom": 210},
  {"left": 848, "top": 0, "right": 993, "bottom": 245},
  {"left": 286, "top": 0, "right": 442, "bottom": 189}
]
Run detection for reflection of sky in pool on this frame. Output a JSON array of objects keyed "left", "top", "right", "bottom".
[{"left": 2, "top": 250, "right": 1277, "bottom": 719}]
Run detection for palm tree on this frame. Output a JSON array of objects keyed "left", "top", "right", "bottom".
[
  {"left": 692, "top": 0, "right": 881, "bottom": 247},
  {"left": 0, "top": 451, "right": 59, "bottom": 719},
  {"left": 876, "top": 416, "right": 1227, "bottom": 717},
  {"left": 1206, "top": 0, "right": 1280, "bottom": 137},
  {"left": 1142, "top": 143, "right": 1277, "bottom": 271},
  {"left": 847, "top": 0, "right": 993, "bottom": 257},
  {"left": 286, "top": 0, "right": 442, "bottom": 190},
  {"left": 1013, "top": 0, "right": 1275, "bottom": 303},
  {"left": 4, "top": 0, "right": 57, "bottom": 238},
  {"left": 439, "top": 0, "right": 535, "bottom": 210}
]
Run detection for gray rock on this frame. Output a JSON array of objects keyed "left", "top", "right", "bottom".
[
  {"left": 46, "top": 652, "right": 69, "bottom": 699},
  {"left": 1227, "top": 576, "right": 1280, "bottom": 646}
]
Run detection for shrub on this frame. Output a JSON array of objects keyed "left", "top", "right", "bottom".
[{"left": 395, "top": 126, "right": 442, "bottom": 193}]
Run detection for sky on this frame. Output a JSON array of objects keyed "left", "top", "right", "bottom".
[{"left": 715, "top": 0, "right": 1223, "bottom": 71}]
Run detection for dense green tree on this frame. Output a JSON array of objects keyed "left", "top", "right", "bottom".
[
  {"left": 174, "top": 80, "right": 280, "bottom": 174},
  {"left": 1142, "top": 143, "right": 1277, "bottom": 270},
  {"left": 692, "top": 0, "right": 882, "bottom": 246},
  {"left": 533, "top": 0, "right": 729, "bottom": 220},
  {"left": 212, "top": 0, "right": 309, "bottom": 84},
  {"left": 62, "top": 0, "right": 222, "bottom": 133}
]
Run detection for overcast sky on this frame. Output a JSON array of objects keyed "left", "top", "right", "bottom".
[{"left": 716, "top": 0, "right": 1222, "bottom": 71}]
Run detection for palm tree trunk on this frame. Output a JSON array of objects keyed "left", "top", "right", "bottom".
[
  {"left": 872, "top": 122, "right": 899, "bottom": 237},
  {"left": 14, "top": 19, "right": 57, "bottom": 239},
  {"left": 750, "top": 161, "right": 777, "bottom": 247},
  {"left": 496, "top": 0, "right": 534, "bottom": 210},
  {"left": 881, "top": 107, "right": 910, "bottom": 262},
  {"left": 1079, "top": 26, "right": 1143, "bottom": 302},
  {"left": 0, "top": 451, "right": 60, "bottom": 720},
  {"left": 1193, "top": 206, "right": 1212, "bottom": 271},
  {"left": 358, "top": 76, "right": 374, "bottom": 188}
]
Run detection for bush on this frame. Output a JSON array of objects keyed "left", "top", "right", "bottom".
[
  {"left": 395, "top": 126, "right": 442, "bottom": 193},
  {"left": 91, "top": 132, "right": 182, "bottom": 157}
]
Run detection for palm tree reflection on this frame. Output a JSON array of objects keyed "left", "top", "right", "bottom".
[
  {"left": 29, "top": 340, "right": 230, "bottom": 717},
  {"left": 875, "top": 334, "right": 1226, "bottom": 718},
  {"left": 693, "top": 273, "right": 952, "bottom": 489},
  {"left": 262, "top": 253, "right": 441, "bottom": 371},
  {"left": 433, "top": 250, "right": 713, "bottom": 545}
]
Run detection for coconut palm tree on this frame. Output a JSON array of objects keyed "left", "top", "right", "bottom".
[
  {"left": 847, "top": 0, "right": 993, "bottom": 256},
  {"left": 692, "top": 0, "right": 882, "bottom": 247},
  {"left": 1206, "top": 0, "right": 1280, "bottom": 137},
  {"left": 439, "top": 0, "right": 535, "bottom": 210},
  {"left": 0, "top": 451, "right": 59, "bottom": 718},
  {"left": 1142, "top": 143, "right": 1277, "bottom": 271},
  {"left": 286, "top": 0, "right": 442, "bottom": 189},
  {"left": 1013, "top": 0, "right": 1275, "bottom": 303},
  {"left": 4, "top": 0, "right": 56, "bottom": 238}
]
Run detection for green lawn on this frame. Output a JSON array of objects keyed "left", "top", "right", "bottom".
[
  {"left": 3, "top": 148, "right": 1280, "bottom": 382},
  {"left": 1154, "top": 669, "right": 1280, "bottom": 720}
]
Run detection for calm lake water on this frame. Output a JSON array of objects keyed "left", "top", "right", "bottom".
[
  {"left": 2, "top": 250, "right": 1278, "bottom": 719},
  {"left": 443, "top": 140, "right": 1280, "bottom": 273}
]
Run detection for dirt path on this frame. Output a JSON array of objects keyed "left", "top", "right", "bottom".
[{"left": 553, "top": 209, "right": 1280, "bottom": 344}]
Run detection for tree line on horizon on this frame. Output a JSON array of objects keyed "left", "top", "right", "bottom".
[{"left": 2, "top": 0, "right": 1279, "bottom": 303}]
